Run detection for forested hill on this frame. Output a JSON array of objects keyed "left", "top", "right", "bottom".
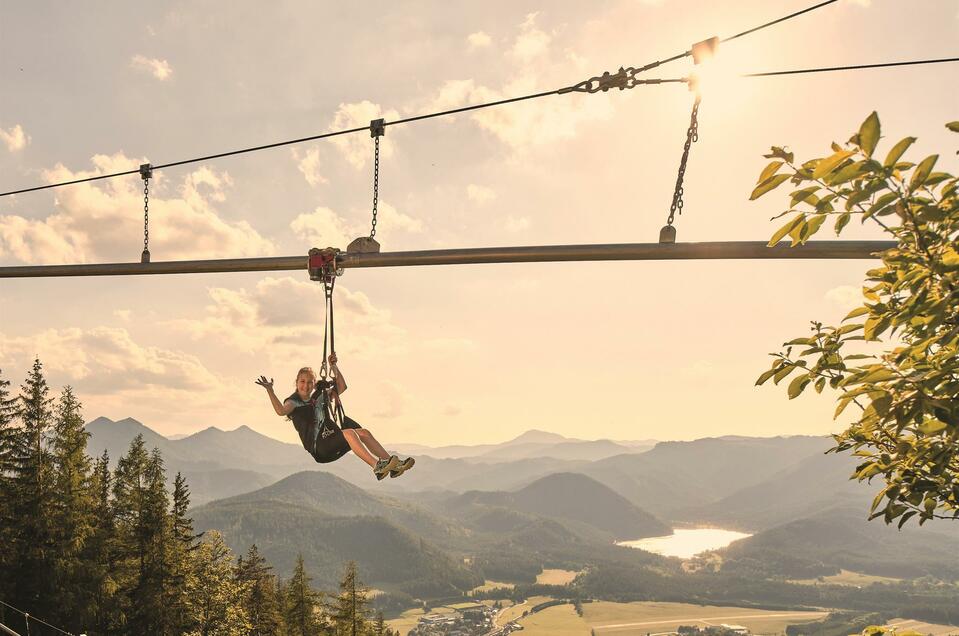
[{"left": 447, "top": 472, "right": 670, "bottom": 540}]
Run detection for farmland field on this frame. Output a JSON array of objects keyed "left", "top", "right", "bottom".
[
  {"left": 578, "top": 600, "right": 828, "bottom": 634},
  {"left": 535, "top": 568, "right": 581, "bottom": 585},
  {"left": 516, "top": 603, "right": 591, "bottom": 635}
]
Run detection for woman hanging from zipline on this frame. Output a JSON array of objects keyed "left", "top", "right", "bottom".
[
  {"left": 255, "top": 248, "right": 414, "bottom": 480},
  {"left": 255, "top": 360, "right": 413, "bottom": 480}
]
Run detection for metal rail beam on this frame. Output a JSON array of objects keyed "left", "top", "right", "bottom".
[{"left": 0, "top": 241, "right": 896, "bottom": 278}]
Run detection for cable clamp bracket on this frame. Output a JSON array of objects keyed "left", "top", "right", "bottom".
[{"left": 370, "top": 118, "right": 385, "bottom": 138}]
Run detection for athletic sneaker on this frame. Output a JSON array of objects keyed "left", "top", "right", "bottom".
[
  {"left": 390, "top": 457, "right": 415, "bottom": 478},
  {"left": 373, "top": 455, "right": 400, "bottom": 481}
]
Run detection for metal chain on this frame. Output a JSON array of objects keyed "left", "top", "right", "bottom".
[
  {"left": 143, "top": 178, "right": 150, "bottom": 252},
  {"left": 370, "top": 136, "right": 379, "bottom": 238},
  {"left": 666, "top": 97, "right": 701, "bottom": 227}
]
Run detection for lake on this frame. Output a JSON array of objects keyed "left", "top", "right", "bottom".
[{"left": 617, "top": 528, "right": 752, "bottom": 558}]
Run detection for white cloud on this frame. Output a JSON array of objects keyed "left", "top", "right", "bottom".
[
  {"left": 0, "top": 124, "right": 29, "bottom": 152},
  {"left": 0, "top": 153, "right": 274, "bottom": 264},
  {"left": 505, "top": 216, "right": 530, "bottom": 232},
  {"left": 825, "top": 285, "right": 862, "bottom": 309},
  {"left": 290, "top": 201, "right": 422, "bottom": 250},
  {"left": 418, "top": 16, "right": 612, "bottom": 151},
  {"left": 511, "top": 14, "right": 551, "bottom": 63},
  {"left": 292, "top": 147, "right": 327, "bottom": 186},
  {"left": 466, "top": 184, "right": 496, "bottom": 204},
  {"left": 371, "top": 380, "right": 409, "bottom": 418},
  {"left": 467, "top": 31, "right": 492, "bottom": 49},
  {"left": 328, "top": 101, "right": 400, "bottom": 169},
  {"left": 0, "top": 327, "right": 217, "bottom": 395},
  {"left": 290, "top": 206, "right": 354, "bottom": 248},
  {"left": 167, "top": 276, "right": 406, "bottom": 361},
  {"left": 130, "top": 55, "right": 173, "bottom": 80},
  {"left": 114, "top": 309, "right": 132, "bottom": 322}
]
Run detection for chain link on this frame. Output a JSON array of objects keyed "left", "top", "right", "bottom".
[
  {"left": 143, "top": 178, "right": 150, "bottom": 252},
  {"left": 666, "top": 97, "right": 701, "bottom": 227},
  {"left": 370, "top": 136, "right": 379, "bottom": 238}
]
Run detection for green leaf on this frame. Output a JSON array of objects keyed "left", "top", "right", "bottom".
[
  {"left": 884, "top": 136, "right": 916, "bottom": 167},
  {"left": 767, "top": 213, "right": 804, "bottom": 246},
  {"left": 828, "top": 160, "right": 866, "bottom": 186},
  {"left": 946, "top": 121, "right": 959, "bottom": 133},
  {"left": 858, "top": 112, "right": 880, "bottom": 157},
  {"left": 812, "top": 150, "right": 856, "bottom": 180},
  {"left": 834, "top": 212, "right": 851, "bottom": 234},
  {"left": 909, "top": 154, "right": 938, "bottom": 189},
  {"left": 763, "top": 146, "right": 794, "bottom": 162},
  {"left": 814, "top": 377, "right": 826, "bottom": 394},
  {"left": 787, "top": 374, "right": 810, "bottom": 399},
  {"left": 790, "top": 185, "right": 820, "bottom": 206},
  {"left": 843, "top": 307, "right": 869, "bottom": 321},
  {"left": 802, "top": 214, "right": 826, "bottom": 242},
  {"left": 772, "top": 364, "right": 796, "bottom": 385},
  {"left": 917, "top": 419, "right": 948, "bottom": 435},
  {"left": 757, "top": 160, "right": 783, "bottom": 185},
  {"left": 755, "top": 367, "right": 779, "bottom": 386},
  {"left": 750, "top": 173, "right": 791, "bottom": 200}
]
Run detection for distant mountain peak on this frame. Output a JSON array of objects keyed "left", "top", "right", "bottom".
[{"left": 507, "top": 429, "right": 572, "bottom": 445}]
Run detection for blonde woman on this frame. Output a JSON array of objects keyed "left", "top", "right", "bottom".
[{"left": 256, "top": 360, "right": 414, "bottom": 480}]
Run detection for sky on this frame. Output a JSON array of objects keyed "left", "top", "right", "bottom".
[{"left": 1, "top": 0, "right": 957, "bottom": 446}]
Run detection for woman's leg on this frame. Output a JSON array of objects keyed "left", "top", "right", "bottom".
[
  {"left": 355, "top": 428, "right": 391, "bottom": 461},
  {"left": 341, "top": 429, "right": 378, "bottom": 467}
]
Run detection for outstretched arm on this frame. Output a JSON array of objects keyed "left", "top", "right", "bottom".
[{"left": 255, "top": 376, "right": 294, "bottom": 416}]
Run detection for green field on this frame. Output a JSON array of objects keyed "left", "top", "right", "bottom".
[
  {"left": 885, "top": 617, "right": 959, "bottom": 636},
  {"left": 516, "top": 603, "right": 591, "bottom": 635},
  {"left": 535, "top": 568, "right": 581, "bottom": 585},
  {"left": 579, "top": 600, "right": 828, "bottom": 634},
  {"left": 470, "top": 579, "right": 516, "bottom": 593},
  {"left": 791, "top": 569, "right": 901, "bottom": 587}
]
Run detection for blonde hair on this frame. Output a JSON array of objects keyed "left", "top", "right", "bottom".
[{"left": 296, "top": 367, "right": 316, "bottom": 382}]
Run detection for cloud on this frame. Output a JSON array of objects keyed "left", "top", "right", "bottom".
[
  {"left": 328, "top": 101, "right": 400, "bottom": 169},
  {"left": 0, "top": 327, "right": 217, "bottom": 395},
  {"left": 511, "top": 14, "right": 551, "bottom": 63},
  {"left": 442, "top": 404, "right": 462, "bottom": 417},
  {"left": 0, "top": 124, "right": 29, "bottom": 152},
  {"left": 167, "top": 276, "right": 406, "bottom": 361},
  {"left": 0, "top": 153, "right": 274, "bottom": 264},
  {"left": 290, "top": 206, "right": 353, "bottom": 248},
  {"left": 467, "top": 31, "right": 492, "bottom": 49},
  {"left": 847, "top": 0, "right": 871, "bottom": 5},
  {"left": 292, "top": 147, "right": 327, "bottom": 186},
  {"left": 371, "top": 380, "right": 408, "bottom": 419},
  {"left": 290, "top": 201, "right": 422, "bottom": 250},
  {"left": 825, "top": 285, "right": 862, "bottom": 309},
  {"left": 466, "top": 184, "right": 496, "bottom": 204},
  {"left": 504, "top": 216, "right": 530, "bottom": 232},
  {"left": 114, "top": 309, "right": 132, "bottom": 322},
  {"left": 130, "top": 55, "right": 173, "bottom": 80},
  {"left": 418, "top": 16, "right": 613, "bottom": 151}
]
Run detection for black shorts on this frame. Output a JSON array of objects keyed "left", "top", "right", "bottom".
[{"left": 309, "top": 415, "right": 362, "bottom": 464}]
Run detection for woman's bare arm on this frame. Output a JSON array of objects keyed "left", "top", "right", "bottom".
[{"left": 256, "top": 376, "right": 294, "bottom": 416}]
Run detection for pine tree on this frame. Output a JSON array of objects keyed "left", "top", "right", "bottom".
[
  {"left": 327, "top": 561, "right": 372, "bottom": 636},
  {"left": 49, "top": 386, "right": 96, "bottom": 629},
  {"left": 6, "top": 358, "right": 57, "bottom": 620},
  {"left": 168, "top": 472, "right": 199, "bottom": 634},
  {"left": 186, "top": 531, "right": 251, "bottom": 635},
  {"left": 87, "top": 450, "right": 121, "bottom": 634},
  {"left": 112, "top": 433, "right": 158, "bottom": 632},
  {"left": 0, "top": 367, "right": 17, "bottom": 603},
  {"left": 236, "top": 544, "right": 283, "bottom": 635},
  {"left": 285, "top": 554, "right": 323, "bottom": 636}
]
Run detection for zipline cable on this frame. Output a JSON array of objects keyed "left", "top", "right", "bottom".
[
  {"left": 0, "top": 600, "right": 76, "bottom": 636},
  {"left": 0, "top": 0, "right": 843, "bottom": 198},
  {"left": 740, "top": 56, "right": 959, "bottom": 78}
]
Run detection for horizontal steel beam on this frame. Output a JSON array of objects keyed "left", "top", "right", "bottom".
[{"left": 0, "top": 241, "right": 896, "bottom": 278}]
